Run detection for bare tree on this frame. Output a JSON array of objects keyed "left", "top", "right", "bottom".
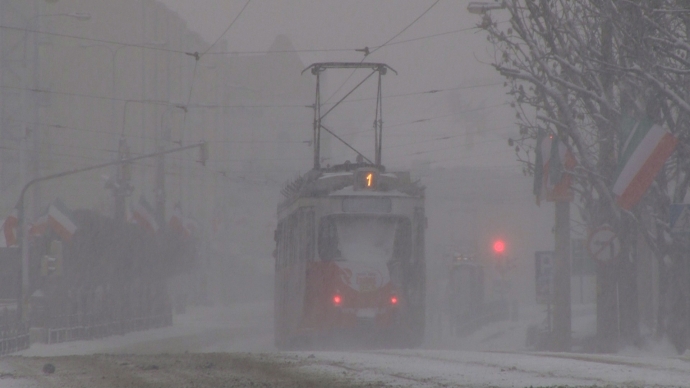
[{"left": 478, "top": 0, "right": 690, "bottom": 352}]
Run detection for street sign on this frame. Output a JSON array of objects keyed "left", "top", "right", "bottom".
[
  {"left": 670, "top": 203, "right": 690, "bottom": 235},
  {"left": 587, "top": 225, "right": 620, "bottom": 263},
  {"left": 535, "top": 251, "right": 554, "bottom": 304}
]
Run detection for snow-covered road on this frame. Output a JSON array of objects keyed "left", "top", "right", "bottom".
[
  {"left": 1, "top": 301, "right": 688, "bottom": 387},
  {"left": 292, "top": 349, "right": 690, "bottom": 387}
]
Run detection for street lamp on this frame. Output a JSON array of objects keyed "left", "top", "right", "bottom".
[
  {"left": 78, "top": 41, "right": 167, "bottom": 220},
  {"left": 18, "top": 10, "right": 92, "bottom": 323},
  {"left": 467, "top": 1, "right": 506, "bottom": 14}
]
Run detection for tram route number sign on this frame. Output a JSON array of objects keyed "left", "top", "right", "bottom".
[
  {"left": 587, "top": 224, "right": 621, "bottom": 263},
  {"left": 535, "top": 251, "right": 554, "bottom": 305}
]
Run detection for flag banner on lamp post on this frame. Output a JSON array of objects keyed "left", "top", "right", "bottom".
[
  {"left": 132, "top": 196, "right": 159, "bottom": 234},
  {"left": 0, "top": 209, "right": 18, "bottom": 248},
  {"left": 47, "top": 199, "right": 77, "bottom": 242},
  {"left": 613, "top": 118, "right": 678, "bottom": 210},
  {"left": 534, "top": 131, "right": 576, "bottom": 204},
  {"left": 28, "top": 207, "right": 50, "bottom": 238}
]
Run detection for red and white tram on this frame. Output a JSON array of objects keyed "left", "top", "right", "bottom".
[
  {"left": 273, "top": 63, "right": 426, "bottom": 348},
  {"left": 274, "top": 165, "right": 425, "bottom": 348}
]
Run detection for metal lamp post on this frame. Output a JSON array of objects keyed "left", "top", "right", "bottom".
[
  {"left": 18, "top": 8, "right": 91, "bottom": 323},
  {"left": 17, "top": 141, "right": 208, "bottom": 324}
]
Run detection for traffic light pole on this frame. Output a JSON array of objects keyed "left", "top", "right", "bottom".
[
  {"left": 552, "top": 200, "right": 571, "bottom": 351},
  {"left": 112, "top": 136, "right": 133, "bottom": 221},
  {"left": 16, "top": 141, "right": 207, "bottom": 323}
]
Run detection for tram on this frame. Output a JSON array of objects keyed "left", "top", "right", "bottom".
[{"left": 273, "top": 63, "right": 426, "bottom": 349}]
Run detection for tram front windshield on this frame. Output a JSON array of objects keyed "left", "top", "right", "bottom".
[{"left": 318, "top": 215, "right": 411, "bottom": 264}]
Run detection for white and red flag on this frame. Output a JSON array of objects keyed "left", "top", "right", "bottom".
[
  {"left": 28, "top": 208, "right": 49, "bottom": 238},
  {"left": 132, "top": 196, "right": 158, "bottom": 234},
  {"left": 168, "top": 203, "right": 188, "bottom": 238},
  {"left": 0, "top": 209, "right": 18, "bottom": 248},
  {"left": 48, "top": 199, "right": 77, "bottom": 242},
  {"left": 613, "top": 119, "right": 678, "bottom": 210}
]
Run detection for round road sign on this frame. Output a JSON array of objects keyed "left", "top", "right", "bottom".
[{"left": 587, "top": 225, "right": 621, "bottom": 263}]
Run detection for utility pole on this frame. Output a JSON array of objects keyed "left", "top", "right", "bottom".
[
  {"left": 111, "top": 137, "right": 133, "bottom": 221},
  {"left": 155, "top": 105, "right": 181, "bottom": 227},
  {"left": 155, "top": 134, "right": 167, "bottom": 226},
  {"left": 553, "top": 200, "right": 571, "bottom": 351},
  {"left": 597, "top": 2, "right": 619, "bottom": 353}
]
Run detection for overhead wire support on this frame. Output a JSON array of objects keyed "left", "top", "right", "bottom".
[{"left": 303, "top": 63, "right": 395, "bottom": 170}]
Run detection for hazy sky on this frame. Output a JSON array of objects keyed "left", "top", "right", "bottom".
[{"left": 157, "top": 0, "right": 517, "bottom": 170}]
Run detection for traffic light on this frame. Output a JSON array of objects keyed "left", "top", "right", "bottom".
[
  {"left": 491, "top": 239, "right": 510, "bottom": 270},
  {"left": 493, "top": 239, "right": 506, "bottom": 255}
]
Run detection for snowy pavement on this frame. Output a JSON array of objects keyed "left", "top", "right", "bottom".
[
  {"left": 292, "top": 349, "right": 690, "bottom": 387},
  {"left": 2, "top": 300, "right": 690, "bottom": 387}
]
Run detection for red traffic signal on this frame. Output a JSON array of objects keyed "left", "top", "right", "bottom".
[{"left": 492, "top": 239, "right": 506, "bottom": 254}]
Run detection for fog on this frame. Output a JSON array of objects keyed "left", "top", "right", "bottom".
[{"left": 0, "top": 0, "right": 643, "bottom": 376}]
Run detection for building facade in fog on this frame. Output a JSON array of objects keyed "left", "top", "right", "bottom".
[{"left": 0, "top": 0, "right": 313, "bottom": 234}]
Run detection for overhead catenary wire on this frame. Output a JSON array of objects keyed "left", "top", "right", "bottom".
[
  {"left": 207, "top": 25, "right": 480, "bottom": 56},
  {"left": 199, "top": 0, "right": 252, "bottom": 59},
  {"left": 367, "top": 0, "right": 441, "bottom": 57},
  {"left": 0, "top": 24, "right": 188, "bottom": 56},
  {"left": 0, "top": 79, "right": 503, "bottom": 111},
  {"left": 5, "top": 4, "right": 520, "bottom": 189},
  {"left": 0, "top": 21, "right": 480, "bottom": 59},
  {"left": 324, "top": 0, "right": 441, "bottom": 104}
]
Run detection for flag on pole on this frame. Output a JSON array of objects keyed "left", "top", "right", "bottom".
[
  {"left": 613, "top": 118, "right": 678, "bottom": 210},
  {"left": 48, "top": 199, "right": 77, "bottom": 242},
  {"left": 28, "top": 207, "right": 50, "bottom": 237},
  {"left": 168, "top": 202, "right": 189, "bottom": 238},
  {"left": 0, "top": 209, "right": 18, "bottom": 248},
  {"left": 132, "top": 196, "right": 158, "bottom": 233},
  {"left": 534, "top": 131, "right": 576, "bottom": 204},
  {"left": 183, "top": 217, "right": 199, "bottom": 238}
]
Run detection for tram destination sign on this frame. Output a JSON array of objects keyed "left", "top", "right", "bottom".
[{"left": 342, "top": 197, "right": 391, "bottom": 213}]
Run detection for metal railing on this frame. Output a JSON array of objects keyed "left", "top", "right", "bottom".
[
  {"left": 44, "top": 311, "right": 172, "bottom": 344},
  {"left": 0, "top": 309, "right": 29, "bottom": 355}
]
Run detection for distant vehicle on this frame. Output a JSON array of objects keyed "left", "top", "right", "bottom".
[
  {"left": 274, "top": 164, "right": 426, "bottom": 348},
  {"left": 273, "top": 63, "right": 426, "bottom": 349},
  {"left": 446, "top": 254, "right": 485, "bottom": 336},
  {"left": 446, "top": 251, "right": 512, "bottom": 337}
]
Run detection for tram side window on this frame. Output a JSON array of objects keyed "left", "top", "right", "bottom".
[
  {"left": 288, "top": 214, "right": 298, "bottom": 266},
  {"left": 393, "top": 218, "right": 412, "bottom": 263},
  {"left": 274, "top": 222, "right": 284, "bottom": 270},
  {"left": 318, "top": 217, "right": 340, "bottom": 261},
  {"left": 301, "top": 209, "right": 315, "bottom": 262}
]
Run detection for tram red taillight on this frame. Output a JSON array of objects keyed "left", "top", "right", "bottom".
[
  {"left": 390, "top": 296, "right": 398, "bottom": 305},
  {"left": 333, "top": 294, "right": 342, "bottom": 306}
]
